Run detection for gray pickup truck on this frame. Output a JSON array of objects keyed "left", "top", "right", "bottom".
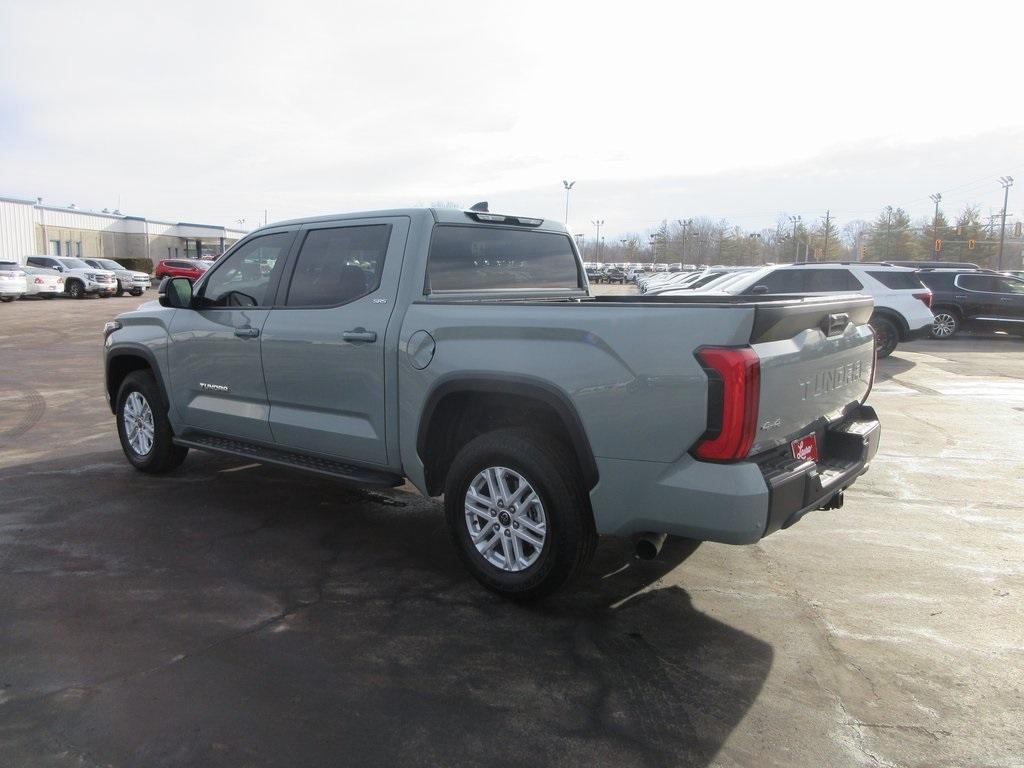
[{"left": 104, "top": 206, "right": 880, "bottom": 599}]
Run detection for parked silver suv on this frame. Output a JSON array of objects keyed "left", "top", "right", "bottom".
[{"left": 84, "top": 258, "right": 151, "bottom": 296}]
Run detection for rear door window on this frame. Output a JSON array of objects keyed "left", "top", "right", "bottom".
[
  {"left": 868, "top": 271, "right": 925, "bottom": 289},
  {"left": 803, "top": 269, "right": 863, "bottom": 292},
  {"left": 744, "top": 269, "right": 805, "bottom": 293},
  {"left": 285, "top": 225, "right": 391, "bottom": 307},
  {"left": 427, "top": 226, "right": 581, "bottom": 292},
  {"left": 956, "top": 274, "right": 1001, "bottom": 292},
  {"left": 994, "top": 277, "right": 1024, "bottom": 295}
]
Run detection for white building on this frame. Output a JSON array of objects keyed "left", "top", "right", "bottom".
[{"left": 0, "top": 195, "right": 247, "bottom": 266}]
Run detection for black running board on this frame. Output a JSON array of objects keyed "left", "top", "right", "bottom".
[{"left": 174, "top": 434, "right": 404, "bottom": 488}]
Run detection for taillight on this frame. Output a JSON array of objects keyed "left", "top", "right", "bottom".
[
  {"left": 34, "top": 277, "right": 44, "bottom": 284},
  {"left": 913, "top": 290, "right": 932, "bottom": 309},
  {"left": 693, "top": 346, "right": 760, "bottom": 461}
]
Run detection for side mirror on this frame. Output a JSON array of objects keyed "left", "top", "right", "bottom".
[
  {"left": 160, "top": 276, "right": 193, "bottom": 308},
  {"left": 750, "top": 285, "right": 770, "bottom": 295}
]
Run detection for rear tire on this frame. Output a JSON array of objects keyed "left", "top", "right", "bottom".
[
  {"left": 116, "top": 370, "right": 188, "bottom": 474},
  {"left": 931, "top": 309, "right": 959, "bottom": 339},
  {"left": 444, "top": 428, "right": 597, "bottom": 601},
  {"left": 870, "top": 316, "right": 899, "bottom": 358}
]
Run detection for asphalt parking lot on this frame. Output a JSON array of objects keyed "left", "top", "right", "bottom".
[{"left": 1, "top": 293, "right": 1022, "bottom": 768}]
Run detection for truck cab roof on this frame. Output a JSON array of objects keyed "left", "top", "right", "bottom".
[{"left": 257, "top": 207, "right": 568, "bottom": 235}]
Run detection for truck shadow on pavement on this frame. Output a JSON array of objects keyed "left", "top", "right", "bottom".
[{"left": 0, "top": 450, "right": 772, "bottom": 768}]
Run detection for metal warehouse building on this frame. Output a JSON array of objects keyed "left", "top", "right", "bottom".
[{"left": 0, "top": 195, "right": 246, "bottom": 266}]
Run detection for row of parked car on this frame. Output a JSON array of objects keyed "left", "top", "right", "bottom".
[
  {"left": 617, "top": 261, "right": 1024, "bottom": 358},
  {"left": 0, "top": 256, "right": 213, "bottom": 302}
]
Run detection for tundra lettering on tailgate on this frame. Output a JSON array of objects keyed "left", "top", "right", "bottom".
[{"left": 800, "top": 360, "right": 864, "bottom": 400}]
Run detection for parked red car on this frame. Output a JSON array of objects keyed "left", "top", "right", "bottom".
[{"left": 154, "top": 259, "right": 210, "bottom": 282}]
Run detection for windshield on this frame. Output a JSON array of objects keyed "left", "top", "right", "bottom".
[
  {"left": 707, "top": 268, "right": 772, "bottom": 294},
  {"left": 58, "top": 258, "right": 91, "bottom": 269},
  {"left": 96, "top": 259, "right": 123, "bottom": 270}
]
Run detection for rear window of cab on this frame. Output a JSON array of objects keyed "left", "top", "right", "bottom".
[
  {"left": 867, "top": 271, "right": 925, "bottom": 290},
  {"left": 426, "top": 226, "right": 582, "bottom": 293}
]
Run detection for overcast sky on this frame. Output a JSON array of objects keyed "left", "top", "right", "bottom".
[{"left": 2, "top": 0, "right": 1022, "bottom": 238}]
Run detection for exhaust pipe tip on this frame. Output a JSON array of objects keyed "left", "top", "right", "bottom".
[{"left": 635, "top": 532, "right": 668, "bottom": 561}]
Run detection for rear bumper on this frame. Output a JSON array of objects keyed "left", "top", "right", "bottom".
[
  {"left": 761, "top": 404, "right": 881, "bottom": 536},
  {"left": 588, "top": 404, "right": 881, "bottom": 543},
  {"left": 904, "top": 324, "right": 933, "bottom": 341}
]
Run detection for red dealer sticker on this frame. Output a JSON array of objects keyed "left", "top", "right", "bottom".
[{"left": 791, "top": 434, "right": 818, "bottom": 462}]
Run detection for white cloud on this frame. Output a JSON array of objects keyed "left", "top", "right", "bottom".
[{"left": 1, "top": 0, "right": 1022, "bottom": 235}]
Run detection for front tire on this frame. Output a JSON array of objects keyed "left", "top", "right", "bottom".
[
  {"left": 115, "top": 281, "right": 125, "bottom": 297},
  {"left": 131, "top": 289, "right": 143, "bottom": 296},
  {"left": 116, "top": 370, "right": 188, "bottom": 473},
  {"left": 871, "top": 316, "right": 899, "bottom": 358},
  {"left": 931, "top": 309, "right": 959, "bottom": 339},
  {"left": 66, "top": 280, "right": 85, "bottom": 299},
  {"left": 444, "top": 428, "right": 597, "bottom": 601}
]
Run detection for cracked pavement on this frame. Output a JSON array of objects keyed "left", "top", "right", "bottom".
[{"left": 1, "top": 294, "right": 1023, "bottom": 767}]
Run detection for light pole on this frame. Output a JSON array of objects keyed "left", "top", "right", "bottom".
[
  {"left": 998, "top": 177, "right": 1014, "bottom": 271},
  {"left": 562, "top": 180, "right": 576, "bottom": 224},
  {"left": 591, "top": 220, "right": 604, "bottom": 262},
  {"left": 789, "top": 215, "right": 801, "bottom": 262}
]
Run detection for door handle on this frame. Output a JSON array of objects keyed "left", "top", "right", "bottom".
[
  {"left": 342, "top": 329, "right": 377, "bottom": 343},
  {"left": 234, "top": 326, "right": 260, "bottom": 338}
]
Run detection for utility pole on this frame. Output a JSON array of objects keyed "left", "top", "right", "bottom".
[
  {"left": 998, "top": 176, "right": 1014, "bottom": 271},
  {"left": 562, "top": 180, "right": 575, "bottom": 224},
  {"left": 591, "top": 220, "right": 604, "bottom": 262},
  {"left": 677, "top": 218, "right": 692, "bottom": 266},
  {"left": 929, "top": 193, "right": 942, "bottom": 260},
  {"left": 883, "top": 208, "right": 893, "bottom": 261},
  {"left": 789, "top": 215, "right": 801, "bottom": 262},
  {"left": 821, "top": 210, "right": 831, "bottom": 262}
]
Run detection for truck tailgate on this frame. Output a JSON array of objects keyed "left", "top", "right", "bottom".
[{"left": 747, "top": 294, "right": 875, "bottom": 456}]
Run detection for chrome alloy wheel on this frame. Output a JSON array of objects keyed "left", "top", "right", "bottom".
[
  {"left": 932, "top": 313, "right": 957, "bottom": 338},
  {"left": 123, "top": 391, "right": 155, "bottom": 456},
  {"left": 464, "top": 466, "right": 547, "bottom": 572}
]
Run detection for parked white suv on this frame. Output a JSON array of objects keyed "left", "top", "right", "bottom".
[
  {"left": 690, "top": 263, "right": 934, "bottom": 357},
  {"left": 26, "top": 256, "right": 117, "bottom": 299}
]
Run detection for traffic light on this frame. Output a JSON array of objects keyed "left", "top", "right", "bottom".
[
  {"left": 968, "top": 239, "right": 976, "bottom": 250},
  {"left": 1015, "top": 221, "right": 1022, "bottom": 238},
  {"left": 934, "top": 238, "right": 942, "bottom": 252}
]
